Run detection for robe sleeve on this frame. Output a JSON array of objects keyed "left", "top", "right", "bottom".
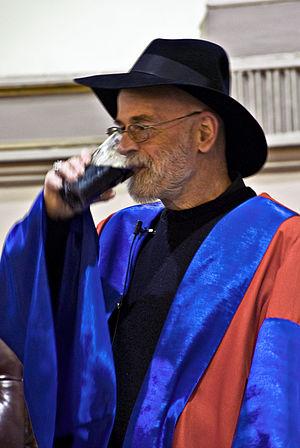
[
  {"left": 0, "top": 192, "right": 116, "bottom": 448},
  {"left": 44, "top": 214, "right": 71, "bottom": 310},
  {"left": 233, "top": 216, "right": 300, "bottom": 447}
]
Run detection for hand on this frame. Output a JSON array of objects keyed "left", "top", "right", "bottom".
[{"left": 44, "top": 150, "right": 115, "bottom": 220}]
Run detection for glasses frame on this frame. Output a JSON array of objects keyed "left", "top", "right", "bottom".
[{"left": 106, "top": 110, "right": 205, "bottom": 143}]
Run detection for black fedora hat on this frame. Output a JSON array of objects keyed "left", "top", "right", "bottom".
[{"left": 75, "top": 38, "right": 267, "bottom": 177}]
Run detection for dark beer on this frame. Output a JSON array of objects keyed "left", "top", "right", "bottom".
[
  {"left": 61, "top": 164, "right": 133, "bottom": 212},
  {"left": 60, "top": 133, "right": 134, "bottom": 211}
]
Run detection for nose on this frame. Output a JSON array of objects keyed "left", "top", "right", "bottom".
[{"left": 117, "top": 132, "right": 139, "bottom": 156}]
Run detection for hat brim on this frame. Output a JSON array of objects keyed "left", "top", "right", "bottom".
[{"left": 75, "top": 72, "right": 267, "bottom": 177}]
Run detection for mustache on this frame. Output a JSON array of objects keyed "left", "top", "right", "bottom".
[{"left": 125, "top": 152, "right": 153, "bottom": 169}]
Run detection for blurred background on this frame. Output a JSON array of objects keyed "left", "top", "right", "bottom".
[{"left": 0, "top": 0, "right": 299, "bottom": 248}]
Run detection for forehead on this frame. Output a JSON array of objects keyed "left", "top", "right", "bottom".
[
  {"left": 116, "top": 86, "right": 201, "bottom": 121},
  {"left": 117, "top": 87, "right": 173, "bottom": 114}
]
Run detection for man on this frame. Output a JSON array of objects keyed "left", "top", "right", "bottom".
[{"left": 1, "top": 39, "right": 300, "bottom": 448}]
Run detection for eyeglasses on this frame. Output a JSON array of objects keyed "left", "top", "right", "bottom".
[{"left": 106, "top": 110, "right": 204, "bottom": 143}]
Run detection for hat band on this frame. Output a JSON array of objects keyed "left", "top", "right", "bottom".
[{"left": 132, "top": 54, "right": 216, "bottom": 90}]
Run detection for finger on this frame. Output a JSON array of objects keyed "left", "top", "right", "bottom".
[
  {"left": 45, "top": 169, "right": 63, "bottom": 191},
  {"left": 62, "top": 152, "right": 92, "bottom": 180},
  {"left": 68, "top": 157, "right": 87, "bottom": 177},
  {"left": 55, "top": 159, "right": 82, "bottom": 182},
  {"left": 80, "top": 148, "right": 92, "bottom": 164}
]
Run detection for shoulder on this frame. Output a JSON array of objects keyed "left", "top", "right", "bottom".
[
  {"left": 264, "top": 192, "right": 300, "bottom": 248},
  {"left": 263, "top": 208, "right": 300, "bottom": 325},
  {"left": 262, "top": 193, "right": 300, "bottom": 277},
  {"left": 275, "top": 214, "right": 300, "bottom": 243},
  {"left": 239, "top": 195, "right": 300, "bottom": 324},
  {"left": 255, "top": 193, "right": 299, "bottom": 242}
]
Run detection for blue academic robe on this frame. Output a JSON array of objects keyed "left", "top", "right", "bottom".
[{"left": 0, "top": 192, "right": 299, "bottom": 447}]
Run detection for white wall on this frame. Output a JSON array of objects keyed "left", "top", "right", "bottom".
[{"left": 0, "top": 0, "right": 206, "bottom": 78}]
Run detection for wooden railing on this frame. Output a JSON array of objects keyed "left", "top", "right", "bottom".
[{"left": 231, "top": 52, "right": 300, "bottom": 146}]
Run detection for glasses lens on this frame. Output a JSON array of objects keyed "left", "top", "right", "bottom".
[{"left": 128, "top": 124, "right": 151, "bottom": 143}]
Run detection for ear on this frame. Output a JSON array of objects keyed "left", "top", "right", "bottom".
[{"left": 196, "top": 112, "right": 220, "bottom": 154}]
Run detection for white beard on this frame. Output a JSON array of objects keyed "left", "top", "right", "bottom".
[{"left": 126, "top": 143, "right": 193, "bottom": 203}]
